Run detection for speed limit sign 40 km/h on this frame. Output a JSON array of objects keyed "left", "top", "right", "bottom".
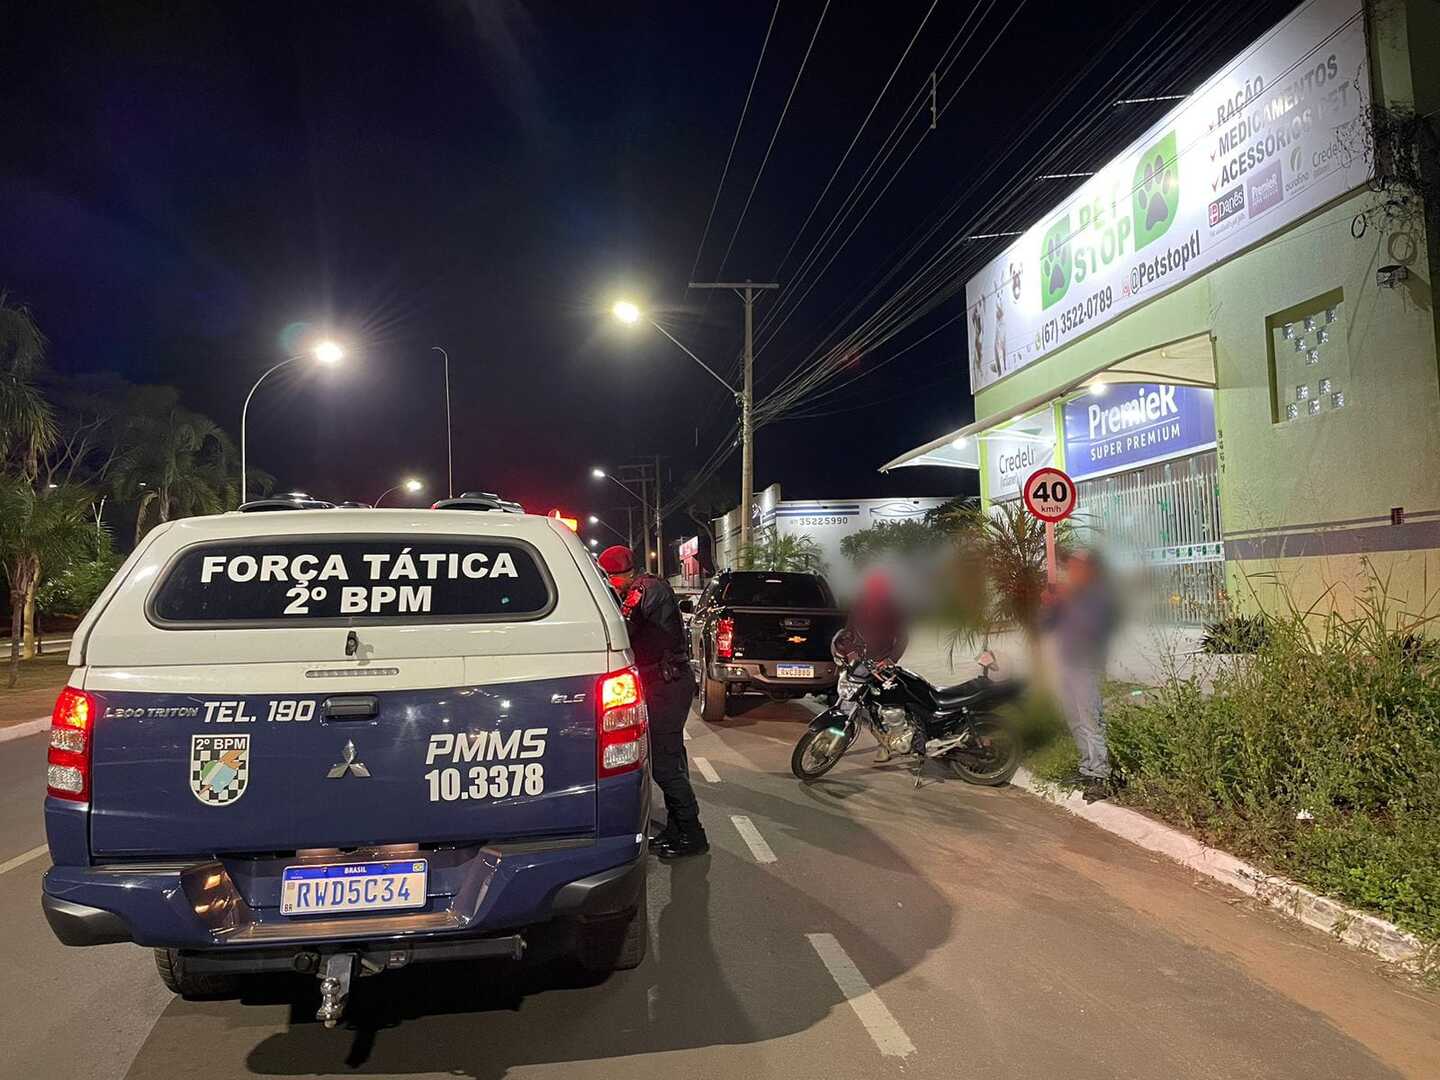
[{"left": 1022, "top": 467, "right": 1076, "bottom": 524}]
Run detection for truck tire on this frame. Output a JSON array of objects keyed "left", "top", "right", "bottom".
[
  {"left": 154, "top": 948, "right": 239, "bottom": 999},
  {"left": 700, "top": 670, "right": 729, "bottom": 723},
  {"left": 578, "top": 891, "right": 648, "bottom": 973}
]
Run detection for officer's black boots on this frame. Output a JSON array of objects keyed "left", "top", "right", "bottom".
[{"left": 652, "top": 825, "right": 709, "bottom": 861}]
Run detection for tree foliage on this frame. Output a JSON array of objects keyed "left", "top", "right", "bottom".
[
  {"left": 0, "top": 479, "right": 99, "bottom": 684},
  {"left": 736, "top": 530, "right": 826, "bottom": 575}
]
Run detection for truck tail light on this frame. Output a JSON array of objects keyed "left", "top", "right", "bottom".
[
  {"left": 716, "top": 617, "right": 735, "bottom": 659},
  {"left": 47, "top": 687, "right": 98, "bottom": 802},
  {"left": 597, "top": 667, "right": 648, "bottom": 778}
]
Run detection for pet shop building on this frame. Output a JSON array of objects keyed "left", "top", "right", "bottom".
[{"left": 882, "top": 0, "right": 1440, "bottom": 624}]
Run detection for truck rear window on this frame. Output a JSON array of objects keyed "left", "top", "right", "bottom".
[
  {"left": 720, "top": 574, "right": 831, "bottom": 608},
  {"left": 148, "top": 538, "right": 554, "bottom": 626}
]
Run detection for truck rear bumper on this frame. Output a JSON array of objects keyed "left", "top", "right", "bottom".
[
  {"left": 708, "top": 659, "right": 838, "bottom": 693},
  {"left": 41, "top": 834, "right": 645, "bottom": 952}
]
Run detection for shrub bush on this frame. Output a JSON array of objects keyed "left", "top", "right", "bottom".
[{"left": 1104, "top": 603, "right": 1440, "bottom": 941}]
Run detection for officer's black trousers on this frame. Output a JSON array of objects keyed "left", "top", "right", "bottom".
[{"left": 645, "top": 669, "right": 704, "bottom": 836}]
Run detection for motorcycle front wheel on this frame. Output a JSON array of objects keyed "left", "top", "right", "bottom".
[
  {"left": 944, "top": 714, "right": 1021, "bottom": 786},
  {"left": 791, "top": 717, "right": 857, "bottom": 781}
]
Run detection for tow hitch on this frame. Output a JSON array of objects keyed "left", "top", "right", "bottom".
[
  {"left": 316, "top": 953, "right": 355, "bottom": 1027},
  {"left": 302, "top": 937, "right": 525, "bottom": 1026}
]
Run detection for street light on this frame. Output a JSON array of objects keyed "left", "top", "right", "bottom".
[
  {"left": 590, "top": 466, "right": 645, "bottom": 503},
  {"left": 432, "top": 346, "right": 454, "bottom": 498},
  {"left": 374, "top": 477, "right": 423, "bottom": 506},
  {"left": 611, "top": 300, "right": 736, "bottom": 394},
  {"left": 588, "top": 538, "right": 599, "bottom": 548},
  {"left": 240, "top": 339, "right": 344, "bottom": 505},
  {"left": 587, "top": 515, "right": 628, "bottom": 542}
]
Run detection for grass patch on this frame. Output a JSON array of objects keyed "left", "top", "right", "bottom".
[
  {"left": 1094, "top": 594, "right": 1440, "bottom": 945},
  {"left": 4, "top": 651, "right": 72, "bottom": 693}
]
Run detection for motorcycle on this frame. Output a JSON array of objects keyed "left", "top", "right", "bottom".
[{"left": 790, "top": 645, "right": 1025, "bottom": 786}]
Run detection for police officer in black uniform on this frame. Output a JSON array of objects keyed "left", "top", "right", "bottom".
[{"left": 598, "top": 544, "right": 708, "bottom": 860}]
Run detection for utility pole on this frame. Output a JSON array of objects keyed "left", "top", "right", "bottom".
[
  {"left": 688, "top": 280, "right": 779, "bottom": 553},
  {"left": 653, "top": 454, "right": 664, "bottom": 580}
]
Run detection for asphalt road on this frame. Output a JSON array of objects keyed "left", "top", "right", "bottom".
[{"left": 1, "top": 698, "right": 1436, "bottom": 1080}]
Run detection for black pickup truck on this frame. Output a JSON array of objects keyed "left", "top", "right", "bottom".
[{"left": 686, "top": 570, "right": 846, "bottom": 721}]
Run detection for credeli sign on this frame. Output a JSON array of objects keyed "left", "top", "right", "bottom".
[{"left": 984, "top": 408, "right": 1056, "bottom": 501}]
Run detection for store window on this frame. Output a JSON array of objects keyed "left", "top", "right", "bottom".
[{"left": 1267, "top": 289, "right": 1347, "bottom": 424}]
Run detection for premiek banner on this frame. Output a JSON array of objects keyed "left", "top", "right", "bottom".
[{"left": 966, "top": 0, "right": 1370, "bottom": 394}]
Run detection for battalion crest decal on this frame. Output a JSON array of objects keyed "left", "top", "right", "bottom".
[{"left": 190, "top": 734, "right": 251, "bottom": 806}]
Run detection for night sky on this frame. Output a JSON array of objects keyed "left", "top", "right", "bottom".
[{"left": 2, "top": 0, "right": 1298, "bottom": 533}]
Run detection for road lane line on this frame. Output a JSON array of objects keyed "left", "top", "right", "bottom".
[
  {"left": 693, "top": 756, "right": 721, "bottom": 783},
  {"left": 0, "top": 718, "right": 49, "bottom": 744},
  {"left": 0, "top": 844, "right": 49, "bottom": 876},
  {"left": 730, "top": 815, "right": 776, "bottom": 863},
  {"left": 806, "top": 933, "right": 916, "bottom": 1058}
]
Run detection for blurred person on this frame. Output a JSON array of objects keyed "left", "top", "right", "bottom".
[
  {"left": 836, "top": 568, "right": 909, "bottom": 762},
  {"left": 598, "top": 544, "right": 708, "bottom": 860},
  {"left": 1041, "top": 548, "right": 1118, "bottom": 802}
]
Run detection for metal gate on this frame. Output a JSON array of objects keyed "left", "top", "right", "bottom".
[{"left": 1071, "top": 451, "right": 1224, "bottom": 626}]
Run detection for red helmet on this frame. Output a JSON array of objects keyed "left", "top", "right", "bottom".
[{"left": 597, "top": 545, "right": 634, "bottom": 575}]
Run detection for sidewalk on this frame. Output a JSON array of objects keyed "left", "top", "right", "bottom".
[{"left": 0, "top": 653, "right": 71, "bottom": 733}]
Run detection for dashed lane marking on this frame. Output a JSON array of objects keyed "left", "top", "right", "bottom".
[
  {"left": 806, "top": 933, "right": 917, "bottom": 1058},
  {"left": 0, "top": 844, "right": 49, "bottom": 877},
  {"left": 693, "top": 756, "right": 721, "bottom": 783},
  {"left": 730, "top": 815, "right": 777, "bottom": 863}
]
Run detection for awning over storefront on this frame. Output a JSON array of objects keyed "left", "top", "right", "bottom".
[{"left": 881, "top": 333, "right": 1214, "bottom": 472}]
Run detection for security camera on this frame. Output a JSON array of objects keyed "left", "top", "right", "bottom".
[{"left": 1376, "top": 264, "right": 1409, "bottom": 288}]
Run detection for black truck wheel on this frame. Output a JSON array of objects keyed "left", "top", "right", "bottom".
[
  {"left": 154, "top": 949, "right": 239, "bottom": 999},
  {"left": 700, "top": 669, "right": 729, "bottom": 722}
]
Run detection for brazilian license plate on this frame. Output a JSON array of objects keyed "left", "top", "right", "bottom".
[
  {"left": 776, "top": 663, "right": 815, "bottom": 679},
  {"left": 280, "top": 860, "right": 428, "bottom": 916}
]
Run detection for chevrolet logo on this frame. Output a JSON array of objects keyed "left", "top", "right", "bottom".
[{"left": 787, "top": 635, "right": 808, "bottom": 644}]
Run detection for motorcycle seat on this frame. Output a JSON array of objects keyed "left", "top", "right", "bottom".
[{"left": 929, "top": 676, "right": 991, "bottom": 707}]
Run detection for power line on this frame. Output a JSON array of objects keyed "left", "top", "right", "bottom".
[
  {"left": 709, "top": 0, "right": 832, "bottom": 282},
  {"left": 769, "top": 0, "right": 941, "bottom": 280},
  {"left": 687, "top": 0, "right": 783, "bottom": 287}
]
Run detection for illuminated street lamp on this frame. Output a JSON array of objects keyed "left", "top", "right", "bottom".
[
  {"left": 240, "top": 339, "right": 344, "bottom": 505},
  {"left": 375, "top": 477, "right": 424, "bottom": 505},
  {"left": 612, "top": 300, "right": 641, "bottom": 325},
  {"left": 587, "top": 514, "right": 628, "bottom": 543},
  {"left": 588, "top": 538, "right": 599, "bottom": 548}
]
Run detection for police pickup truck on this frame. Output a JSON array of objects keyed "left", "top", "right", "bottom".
[{"left": 41, "top": 498, "right": 650, "bottom": 1024}]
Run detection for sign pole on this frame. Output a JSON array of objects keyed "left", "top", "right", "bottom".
[{"left": 1045, "top": 520, "right": 1057, "bottom": 585}]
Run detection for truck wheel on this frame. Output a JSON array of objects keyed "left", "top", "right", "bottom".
[
  {"left": 154, "top": 948, "right": 239, "bottom": 999},
  {"left": 700, "top": 672, "right": 729, "bottom": 722},
  {"left": 578, "top": 891, "right": 648, "bottom": 973}
]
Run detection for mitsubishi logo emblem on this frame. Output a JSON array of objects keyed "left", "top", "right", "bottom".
[{"left": 326, "top": 739, "right": 371, "bottom": 779}]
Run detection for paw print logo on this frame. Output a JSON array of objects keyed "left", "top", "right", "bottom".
[
  {"left": 1039, "top": 214, "right": 1071, "bottom": 310},
  {"left": 1132, "top": 129, "right": 1179, "bottom": 250}
]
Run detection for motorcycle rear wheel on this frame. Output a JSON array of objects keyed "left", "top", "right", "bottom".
[
  {"left": 791, "top": 721, "right": 856, "bottom": 781},
  {"left": 944, "top": 714, "right": 1021, "bottom": 786}
]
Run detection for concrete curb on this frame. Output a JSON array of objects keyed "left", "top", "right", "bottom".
[
  {"left": 0, "top": 718, "right": 49, "bottom": 744},
  {"left": 1012, "top": 767, "right": 1431, "bottom": 970}
]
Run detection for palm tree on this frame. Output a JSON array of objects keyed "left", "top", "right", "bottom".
[
  {"left": 111, "top": 387, "right": 240, "bottom": 543},
  {"left": 736, "top": 530, "right": 826, "bottom": 575},
  {"left": 0, "top": 479, "right": 98, "bottom": 682},
  {"left": 0, "top": 292, "right": 57, "bottom": 477},
  {"left": 941, "top": 501, "right": 1074, "bottom": 652}
]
